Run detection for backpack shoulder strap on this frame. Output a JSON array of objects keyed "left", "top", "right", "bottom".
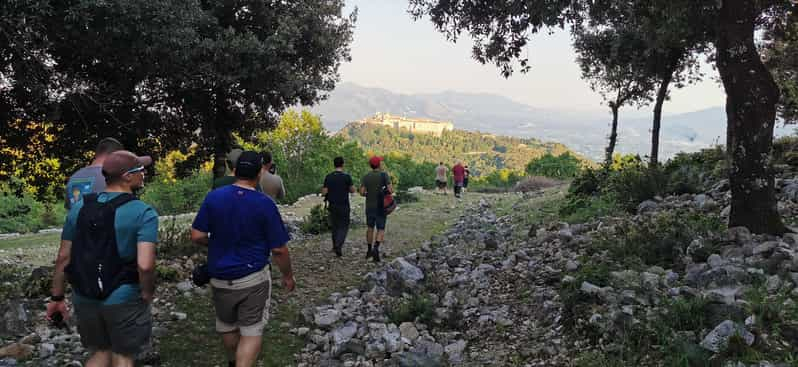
[
  {"left": 83, "top": 193, "right": 99, "bottom": 204},
  {"left": 106, "top": 193, "right": 137, "bottom": 209}
]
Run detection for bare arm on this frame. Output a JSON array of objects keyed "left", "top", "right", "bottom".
[
  {"left": 51, "top": 240, "right": 72, "bottom": 297},
  {"left": 349, "top": 185, "right": 356, "bottom": 194},
  {"left": 271, "top": 245, "right": 295, "bottom": 292},
  {"left": 137, "top": 242, "right": 156, "bottom": 303},
  {"left": 387, "top": 184, "right": 394, "bottom": 194},
  {"left": 190, "top": 228, "right": 209, "bottom": 246},
  {"left": 359, "top": 185, "right": 367, "bottom": 197},
  {"left": 321, "top": 187, "right": 329, "bottom": 196}
]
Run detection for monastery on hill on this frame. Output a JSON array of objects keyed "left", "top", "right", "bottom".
[{"left": 357, "top": 113, "right": 454, "bottom": 136}]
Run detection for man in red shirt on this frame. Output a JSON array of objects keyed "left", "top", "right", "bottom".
[{"left": 452, "top": 161, "right": 466, "bottom": 198}]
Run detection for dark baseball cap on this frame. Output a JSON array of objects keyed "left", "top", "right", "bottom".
[
  {"left": 235, "top": 151, "right": 262, "bottom": 179},
  {"left": 102, "top": 151, "right": 153, "bottom": 179}
]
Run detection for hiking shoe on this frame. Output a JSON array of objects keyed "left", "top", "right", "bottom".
[
  {"left": 372, "top": 247, "right": 381, "bottom": 263},
  {"left": 334, "top": 246, "right": 343, "bottom": 258},
  {"left": 366, "top": 245, "right": 373, "bottom": 260}
]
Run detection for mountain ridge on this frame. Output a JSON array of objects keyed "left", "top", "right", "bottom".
[{"left": 311, "top": 82, "right": 792, "bottom": 161}]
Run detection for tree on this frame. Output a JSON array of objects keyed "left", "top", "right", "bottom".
[
  {"left": 409, "top": 0, "right": 796, "bottom": 234},
  {"left": 0, "top": 0, "right": 356, "bottom": 185},
  {"left": 583, "top": 2, "right": 705, "bottom": 166},
  {"left": 764, "top": 10, "right": 798, "bottom": 124},
  {"left": 573, "top": 26, "right": 655, "bottom": 165}
]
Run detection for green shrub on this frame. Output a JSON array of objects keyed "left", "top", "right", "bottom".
[
  {"left": 470, "top": 168, "right": 524, "bottom": 191},
  {"left": 604, "top": 166, "right": 667, "bottom": 212},
  {"left": 140, "top": 171, "right": 211, "bottom": 215},
  {"left": 157, "top": 264, "right": 181, "bottom": 283},
  {"left": 593, "top": 210, "right": 724, "bottom": 269},
  {"left": 300, "top": 204, "right": 331, "bottom": 235},
  {"left": 0, "top": 178, "right": 47, "bottom": 233},
  {"left": 386, "top": 294, "right": 435, "bottom": 325},
  {"left": 568, "top": 168, "right": 605, "bottom": 197},
  {"left": 525, "top": 152, "right": 581, "bottom": 179},
  {"left": 772, "top": 136, "right": 798, "bottom": 166}
]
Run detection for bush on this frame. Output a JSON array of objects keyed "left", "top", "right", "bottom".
[
  {"left": 0, "top": 178, "right": 49, "bottom": 233},
  {"left": 772, "top": 135, "right": 798, "bottom": 166},
  {"left": 604, "top": 166, "right": 667, "bottom": 212},
  {"left": 386, "top": 294, "right": 435, "bottom": 325},
  {"left": 525, "top": 152, "right": 581, "bottom": 179},
  {"left": 568, "top": 168, "right": 604, "bottom": 197},
  {"left": 513, "top": 176, "right": 560, "bottom": 193},
  {"left": 300, "top": 204, "right": 331, "bottom": 234},
  {"left": 470, "top": 168, "right": 525, "bottom": 191},
  {"left": 140, "top": 171, "right": 211, "bottom": 215},
  {"left": 558, "top": 195, "right": 621, "bottom": 224},
  {"left": 593, "top": 210, "right": 724, "bottom": 269}
]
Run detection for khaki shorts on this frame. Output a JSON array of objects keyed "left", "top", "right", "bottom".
[{"left": 210, "top": 267, "right": 271, "bottom": 337}]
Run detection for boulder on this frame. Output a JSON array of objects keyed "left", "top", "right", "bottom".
[
  {"left": 0, "top": 301, "right": 29, "bottom": 338},
  {"left": 0, "top": 343, "right": 33, "bottom": 359},
  {"left": 399, "top": 322, "right": 419, "bottom": 342},
  {"left": 386, "top": 258, "right": 425, "bottom": 296},
  {"left": 314, "top": 308, "right": 342, "bottom": 328},
  {"left": 699, "top": 320, "right": 754, "bottom": 353},
  {"left": 637, "top": 200, "right": 658, "bottom": 214},
  {"left": 444, "top": 340, "right": 467, "bottom": 363}
]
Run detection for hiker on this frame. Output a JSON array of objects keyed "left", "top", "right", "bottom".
[
  {"left": 65, "top": 137, "right": 124, "bottom": 209},
  {"left": 259, "top": 151, "right": 286, "bottom": 201},
  {"left": 212, "top": 148, "right": 243, "bottom": 189},
  {"left": 435, "top": 162, "right": 448, "bottom": 195},
  {"left": 463, "top": 165, "right": 470, "bottom": 192},
  {"left": 453, "top": 161, "right": 466, "bottom": 198},
  {"left": 360, "top": 156, "right": 393, "bottom": 262},
  {"left": 190, "top": 151, "right": 295, "bottom": 367},
  {"left": 48, "top": 150, "right": 158, "bottom": 367},
  {"left": 322, "top": 157, "right": 356, "bottom": 257}
]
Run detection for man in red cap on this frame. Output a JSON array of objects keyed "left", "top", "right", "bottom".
[
  {"left": 359, "top": 156, "right": 393, "bottom": 262},
  {"left": 48, "top": 150, "right": 158, "bottom": 367}
]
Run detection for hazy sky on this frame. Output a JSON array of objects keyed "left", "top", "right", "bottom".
[{"left": 340, "top": 0, "right": 727, "bottom": 114}]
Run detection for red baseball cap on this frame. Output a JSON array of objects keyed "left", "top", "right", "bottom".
[{"left": 369, "top": 156, "right": 383, "bottom": 168}]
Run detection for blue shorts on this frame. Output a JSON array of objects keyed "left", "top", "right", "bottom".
[{"left": 366, "top": 208, "right": 387, "bottom": 230}]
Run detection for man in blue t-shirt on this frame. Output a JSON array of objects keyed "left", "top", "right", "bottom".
[
  {"left": 191, "top": 150, "right": 295, "bottom": 367},
  {"left": 48, "top": 150, "right": 157, "bottom": 367}
]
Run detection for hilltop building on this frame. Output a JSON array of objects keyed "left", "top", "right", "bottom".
[{"left": 357, "top": 113, "right": 454, "bottom": 136}]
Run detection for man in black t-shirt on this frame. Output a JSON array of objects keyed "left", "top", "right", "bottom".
[{"left": 322, "top": 157, "right": 356, "bottom": 257}]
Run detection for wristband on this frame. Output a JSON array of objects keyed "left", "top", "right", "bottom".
[{"left": 50, "top": 295, "right": 65, "bottom": 302}]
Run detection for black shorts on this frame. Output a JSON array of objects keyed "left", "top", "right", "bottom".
[
  {"left": 75, "top": 300, "right": 152, "bottom": 356},
  {"left": 436, "top": 180, "right": 447, "bottom": 189},
  {"left": 366, "top": 208, "right": 387, "bottom": 230}
]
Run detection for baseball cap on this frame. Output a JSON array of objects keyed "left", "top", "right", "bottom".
[
  {"left": 235, "top": 151, "right": 263, "bottom": 179},
  {"left": 102, "top": 151, "right": 153, "bottom": 179},
  {"left": 369, "top": 156, "right": 383, "bottom": 168}
]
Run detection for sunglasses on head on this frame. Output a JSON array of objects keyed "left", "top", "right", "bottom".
[{"left": 125, "top": 166, "right": 145, "bottom": 175}]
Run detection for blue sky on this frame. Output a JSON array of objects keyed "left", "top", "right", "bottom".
[{"left": 340, "top": 0, "right": 726, "bottom": 114}]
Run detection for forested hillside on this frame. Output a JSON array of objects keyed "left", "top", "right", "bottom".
[{"left": 339, "top": 123, "right": 584, "bottom": 175}]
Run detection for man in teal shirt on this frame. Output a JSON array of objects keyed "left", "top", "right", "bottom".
[{"left": 48, "top": 150, "right": 158, "bottom": 367}]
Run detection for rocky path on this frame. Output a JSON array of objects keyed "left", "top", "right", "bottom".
[{"left": 292, "top": 188, "right": 575, "bottom": 366}]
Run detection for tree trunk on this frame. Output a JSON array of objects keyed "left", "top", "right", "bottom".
[
  {"left": 650, "top": 74, "right": 672, "bottom": 166},
  {"left": 606, "top": 104, "right": 620, "bottom": 166},
  {"left": 716, "top": 0, "right": 786, "bottom": 234},
  {"left": 211, "top": 88, "right": 232, "bottom": 180}
]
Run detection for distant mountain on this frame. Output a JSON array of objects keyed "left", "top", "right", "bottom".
[{"left": 311, "top": 82, "right": 793, "bottom": 161}]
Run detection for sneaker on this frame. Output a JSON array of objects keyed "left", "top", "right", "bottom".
[
  {"left": 334, "top": 246, "right": 343, "bottom": 258},
  {"left": 366, "top": 245, "right": 373, "bottom": 260},
  {"left": 372, "top": 247, "right": 381, "bottom": 263}
]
